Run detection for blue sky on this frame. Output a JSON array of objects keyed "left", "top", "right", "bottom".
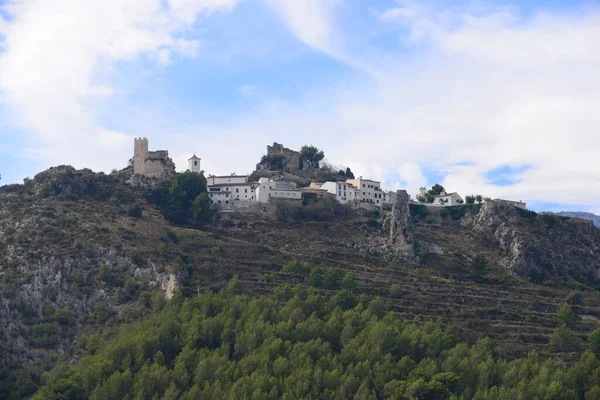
[{"left": 1, "top": 0, "right": 599, "bottom": 213}]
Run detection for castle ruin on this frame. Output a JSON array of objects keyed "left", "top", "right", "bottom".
[{"left": 133, "top": 138, "right": 176, "bottom": 179}]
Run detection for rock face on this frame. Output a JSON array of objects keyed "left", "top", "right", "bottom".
[
  {"left": 0, "top": 166, "right": 180, "bottom": 387},
  {"left": 464, "top": 201, "right": 600, "bottom": 284},
  {"left": 389, "top": 190, "right": 416, "bottom": 262}
]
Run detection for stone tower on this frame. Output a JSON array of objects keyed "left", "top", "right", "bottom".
[
  {"left": 188, "top": 154, "right": 201, "bottom": 173},
  {"left": 132, "top": 137, "right": 175, "bottom": 179},
  {"left": 133, "top": 137, "right": 149, "bottom": 176}
]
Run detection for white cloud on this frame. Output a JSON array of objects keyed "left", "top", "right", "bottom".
[
  {"left": 0, "top": 0, "right": 238, "bottom": 169},
  {"left": 2, "top": 0, "right": 600, "bottom": 213}
]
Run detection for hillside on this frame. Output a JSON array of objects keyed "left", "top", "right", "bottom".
[
  {"left": 556, "top": 211, "right": 600, "bottom": 229},
  {"left": 1, "top": 166, "right": 600, "bottom": 398}
]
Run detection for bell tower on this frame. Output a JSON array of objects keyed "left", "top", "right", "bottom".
[{"left": 188, "top": 154, "right": 201, "bottom": 173}]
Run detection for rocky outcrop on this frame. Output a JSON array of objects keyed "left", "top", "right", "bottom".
[
  {"left": 464, "top": 201, "right": 600, "bottom": 284},
  {"left": 389, "top": 190, "right": 416, "bottom": 263},
  {"left": 255, "top": 142, "right": 314, "bottom": 176}
]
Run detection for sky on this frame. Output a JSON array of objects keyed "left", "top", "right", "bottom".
[{"left": 0, "top": 0, "right": 599, "bottom": 213}]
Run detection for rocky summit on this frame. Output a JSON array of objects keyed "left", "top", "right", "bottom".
[{"left": 1, "top": 166, "right": 600, "bottom": 398}]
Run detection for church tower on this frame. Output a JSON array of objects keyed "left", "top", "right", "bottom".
[{"left": 188, "top": 154, "right": 201, "bottom": 173}]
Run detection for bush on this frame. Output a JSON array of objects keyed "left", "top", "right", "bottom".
[
  {"left": 53, "top": 308, "right": 71, "bottom": 325},
  {"left": 282, "top": 258, "right": 310, "bottom": 275},
  {"left": 211, "top": 246, "right": 223, "bottom": 256},
  {"left": 409, "top": 204, "right": 428, "bottom": 220},
  {"left": 261, "top": 273, "right": 276, "bottom": 283},
  {"left": 566, "top": 291, "right": 583, "bottom": 305},
  {"left": 127, "top": 204, "right": 143, "bottom": 218},
  {"left": 389, "top": 284, "right": 403, "bottom": 298}
]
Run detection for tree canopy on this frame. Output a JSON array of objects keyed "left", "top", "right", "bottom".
[
  {"left": 34, "top": 282, "right": 600, "bottom": 400},
  {"left": 416, "top": 184, "right": 446, "bottom": 203},
  {"left": 147, "top": 172, "right": 211, "bottom": 226},
  {"left": 299, "top": 145, "right": 325, "bottom": 169}
]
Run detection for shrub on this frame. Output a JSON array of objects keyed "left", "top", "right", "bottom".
[
  {"left": 127, "top": 204, "right": 143, "bottom": 218},
  {"left": 282, "top": 258, "right": 310, "bottom": 275},
  {"left": 409, "top": 204, "right": 428, "bottom": 219},
  {"left": 566, "top": 291, "right": 583, "bottom": 305},
  {"left": 53, "top": 308, "right": 71, "bottom": 325},
  {"left": 261, "top": 273, "right": 276, "bottom": 283},
  {"left": 210, "top": 246, "right": 223, "bottom": 256},
  {"left": 389, "top": 284, "right": 403, "bottom": 298}
]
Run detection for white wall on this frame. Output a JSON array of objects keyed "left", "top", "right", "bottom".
[{"left": 207, "top": 175, "right": 248, "bottom": 186}]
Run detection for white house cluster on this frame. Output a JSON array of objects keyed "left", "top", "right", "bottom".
[{"left": 132, "top": 139, "right": 526, "bottom": 211}]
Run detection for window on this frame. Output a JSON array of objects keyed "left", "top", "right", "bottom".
[
  {"left": 226, "top": 194, "right": 229, "bottom": 198},
  {"left": 245, "top": 189, "right": 247, "bottom": 193},
  {"left": 226, "top": 201, "right": 229, "bottom": 204},
  {"left": 194, "top": 161, "right": 197, "bottom": 166},
  {"left": 236, "top": 188, "right": 239, "bottom": 193},
  {"left": 338, "top": 191, "right": 342, "bottom": 196}
]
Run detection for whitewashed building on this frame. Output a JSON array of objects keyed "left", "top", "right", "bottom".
[
  {"left": 345, "top": 177, "right": 384, "bottom": 205},
  {"left": 207, "top": 174, "right": 257, "bottom": 206},
  {"left": 320, "top": 181, "right": 359, "bottom": 204},
  {"left": 432, "top": 192, "right": 464, "bottom": 206},
  {"left": 256, "top": 176, "right": 301, "bottom": 203}
]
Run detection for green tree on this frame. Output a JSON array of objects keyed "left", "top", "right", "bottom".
[
  {"left": 343, "top": 272, "right": 358, "bottom": 292},
  {"left": 322, "top": 268, "right": 340, "bottom": 289},
  {"left": 191, "top": 193, "right": 212, "bottom": 226},
  {"left": 549, "top": 324, "right": 580, "bottom": 352},
  {"left": 555, "top": 303, "right": 579, "bottom": 328},
  {"left": 308, "top": 268, "right": 322, "bottom": 288},
  {"left": 589, "top": 328, "right": 600, "bottom": 354},
  {"left": 416, "top": 184, "right": 446, "bottom": 203},
  {"left": 472, "top": 253, "right": 488, "bottom": 279},
  {"left": 299, "top": 145, "right": 325, "bottom": 169},
  {"left": 345, "top": 167, "right": 355, "bottom": 179}
]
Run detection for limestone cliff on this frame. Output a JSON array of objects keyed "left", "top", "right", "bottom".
[{"left": 463, "top": 201, "right": 600, "bottom": 284}]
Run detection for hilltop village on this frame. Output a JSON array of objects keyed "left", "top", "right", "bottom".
[{"left": 132, "top": 138, "right": 527, "bottom": 211}]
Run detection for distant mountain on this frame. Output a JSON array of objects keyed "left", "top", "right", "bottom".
[{"left": 555, "top": 211, "right": 600, "bottom": 228}]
